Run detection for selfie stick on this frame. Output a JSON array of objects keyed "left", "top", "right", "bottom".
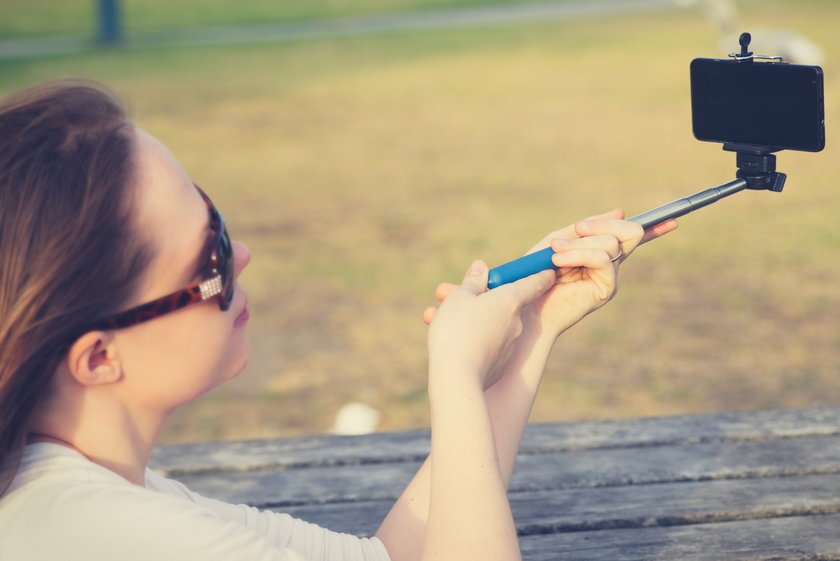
[
  {"left": 488, "top": 32, "right": 813, "bottom": 289},
  {"left": 487, "top": 146, "right": 786, "bottom": 289}
]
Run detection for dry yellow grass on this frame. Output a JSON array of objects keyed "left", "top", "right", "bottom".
[{"left": 1, "top": 1, "right": 838, "bottom": 441}]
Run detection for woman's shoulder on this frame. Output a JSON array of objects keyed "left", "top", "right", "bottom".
[
  {"left": 1, "top": 442, "right": 121, "bottom": 499},
  {"left": 0, "top": 443, "right": 136, "bottom": 521},
  {"left": 0, "top": 444, "right": 139, "bottom": 555},
  {"left": 0, "top": 444, "right": 282, "bottom": 560},
  {"left": 0, "top": 443, "right": 204, "bottom": 532}
]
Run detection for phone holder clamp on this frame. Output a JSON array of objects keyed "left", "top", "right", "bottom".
[
  {"left": 723, "top": 143, "right": 787, "bottom": 192},
  {"left": 728, "top": 32, "right": 784, "bottom": 64}
]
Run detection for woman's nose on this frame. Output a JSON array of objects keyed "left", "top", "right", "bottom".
[{"left": 232, "top": 241, "right": 250, "bottom": 278}]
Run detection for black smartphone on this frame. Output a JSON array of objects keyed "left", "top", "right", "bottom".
[{"left": 690, "top": 57, "right": 825, "bottom": 152}]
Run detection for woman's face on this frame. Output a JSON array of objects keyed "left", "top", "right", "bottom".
[{"left": 111, "top": 128, "right": 251, "bottom": 415}]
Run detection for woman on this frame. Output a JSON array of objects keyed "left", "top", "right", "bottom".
[{"left": 0, "top": 80, "right": 675, "bottom": 560}]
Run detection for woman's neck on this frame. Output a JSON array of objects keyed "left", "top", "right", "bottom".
[
  {"left": 27, "top": 402, "right": 164, "bottom": 487},
  {"left": 27, "top": 432, "right": 81, "bottom": 451}
]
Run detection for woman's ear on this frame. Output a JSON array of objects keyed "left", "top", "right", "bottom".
[{"left": 65, "top": 331, "right": 123, "bottom": 386}]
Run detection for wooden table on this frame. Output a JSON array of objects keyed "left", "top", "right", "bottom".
[{"left": 150, "top": 407, "right": 840, "bottom": 560}]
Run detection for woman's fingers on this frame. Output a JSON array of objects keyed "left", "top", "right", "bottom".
[
  {"left": 423, "top": 210, "right": 678, "bottom": 325},
  {"left": 640, "top": 219, "right": 679, "bottom": 244},
  {"left": 526, "top": 210, "right": 631, "bottom": 257},
  {"left": 424, "top": 282, "right": 459, "bottom": 325},
  {"left": 582, "top": 208, "right": 626, "bottom": 222},
  {"left": 452, "top": 260, "right": 555, "bottom": 307},
  {"left": 458, "top": 260, "right": 491, "bottom": 296},
  {"left": 435, "top": 282, "right": 459, "bottom": 302},
  {"left": 551, "top": 235, "right": 622, "bottom": 262},
  {"left": 550, "top": 246, "right": 618, "bottom": 302},
  {"left": 576, "top": 214, "right": 680, "bottom": 253},
  {"left": 551, "top": 245, "right": 615, "bottom": 271},
  {"left": 427, "top": 260, "right": 555, "bottom": 387},
  {"left": 573, "top": 217, "right": 646, "bottom": 263},
  {"left": 423, "top": 268, "right": 554, "bottom": 326},
  {"left": 495, "top": 268, "right": 557, "bottom": 307},
  {"left": 537, "top": 209, "right": 625, "bottom": 243}
]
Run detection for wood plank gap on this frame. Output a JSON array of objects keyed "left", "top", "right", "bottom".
[
  {"left": 516, "top": 505, "right": 840, "bottom": 536},
  {"left": 518, "top": 431, "right": 840, "bottom": 456},
  {"left": 157, "top": 452, "right": 430, "bottom": 478},
  {"left": 252, "top": 495, "right": 397, "bottom": 509},
  {"left": 509, "top": 466, "right": 840, "bottom": 494},
  {"left": 158, "top": 431, "right": 840, "bottom": 477}
]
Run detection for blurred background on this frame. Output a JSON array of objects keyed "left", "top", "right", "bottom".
[{"left": 1, "top": 0, "right": 837, "bottom": 442}]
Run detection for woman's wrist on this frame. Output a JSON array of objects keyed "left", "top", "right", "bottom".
[{"left": 428, "top": 364, "right": 485, "bottom": 401}]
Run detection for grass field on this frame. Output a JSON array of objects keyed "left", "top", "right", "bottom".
[
  {"left": 0, "top": 0, "right": 578, "bottom": 38},
  {"left": 1, "top": 0, "right": 838, "bottom": 442}
]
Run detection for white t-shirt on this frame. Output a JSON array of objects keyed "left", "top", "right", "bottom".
[{"left": 0, "top": 443, "right": 391, "bottom": 561}]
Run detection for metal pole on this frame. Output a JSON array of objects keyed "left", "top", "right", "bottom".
[
  {"left": 487, "top": 178, "right": 753, "bottom": 289},
  {"left": 97, "top": 0, "right": 122, "bottom": 45}
]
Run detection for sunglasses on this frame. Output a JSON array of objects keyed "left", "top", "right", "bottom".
[{"left": 89, "top": 185, "right": 234, "bottom": 331}]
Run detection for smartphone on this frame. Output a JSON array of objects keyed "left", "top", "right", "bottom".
[{"left": 690, "top": 57, "right": 825, "bottom": 152}]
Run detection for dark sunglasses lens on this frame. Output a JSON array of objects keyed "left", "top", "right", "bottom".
[
  {"left": 218, "top": 227, "right": 234, "bottom": 311},
  {"left": 200, "top": 186, "right": 234, "bottom": 312}
]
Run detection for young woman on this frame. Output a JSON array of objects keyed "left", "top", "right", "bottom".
[{"left": 0, "top": 80, "right": 675, "bottom": 561}]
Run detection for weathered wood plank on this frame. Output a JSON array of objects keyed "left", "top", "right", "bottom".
[
  {"left": 147, "top": 408, "right": 840, "bottom": 560},
  {"left": 518, "top": 512, "right": 840, "bottom": 561},
  {"left": 177, "top": 458, "right": 422, "bottom": 506},
  {"left": 277, "top": 473, "right": 840, "bottom": 538},
  {"left": 518, "top": 407, "right": 840, "bottom": 453},
  {"left": 151, "top": 429, "right": 432, "bottom": 476},
  {"left": 510, "top": 434, "right": 840, "bottom": 492},
  {"left": 171, "top": 434, "right": 840, "bottom": 506},
  {"left": 283, "top": 501, "right": 392, "bottom": 538},
  {"left": 510, "top": 473, "right": 840, "bottom": 535},
  {"left": 150, "top": 407, "right": 840, "bottom": 475}
]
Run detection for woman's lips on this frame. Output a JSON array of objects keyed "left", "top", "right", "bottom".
[{"left": 234, "top": 301, "right": 250, "bottom": 328}]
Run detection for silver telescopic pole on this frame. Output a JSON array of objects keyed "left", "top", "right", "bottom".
[
  {"left": 487, "top": 178, "right": 750, "bottom": 289},
  {"left": 627, "top": 178, "right": 748, "bottom": 228}
]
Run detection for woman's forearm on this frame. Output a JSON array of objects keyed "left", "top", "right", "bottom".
[
  {"left": 421, "top": 372, "right": 521, "bottom": 561},
  {"left": 378, "top": 214, "right": 667, "bottom": 560},
  {"left": 376, "top": 330, "right": 555, "bottom": 561},
  {"left": 483, "top": 328, "right": 556, "bottom": 478}
]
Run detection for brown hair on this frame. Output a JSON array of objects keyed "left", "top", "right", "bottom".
[{"left": 0, "top": 80, "right": 151, "bottom": 491}]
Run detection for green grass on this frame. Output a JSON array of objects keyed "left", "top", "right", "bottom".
[
  {"left": 0, "top": 0, "right": 575, "bottom": 38},
  {"left": 1, "top": 0, "right": 839, "bottom": 442}
]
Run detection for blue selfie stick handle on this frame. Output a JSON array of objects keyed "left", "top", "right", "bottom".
[
  {"left": 487, "top": 247, "right": 556, "bottom": 289},
  {"left": 486, "top": 178, "right": 751, "bottom": 289}
]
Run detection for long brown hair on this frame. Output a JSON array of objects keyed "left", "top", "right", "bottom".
[{"left": 0, "top": 80, "right": 151, "bottom": 491}]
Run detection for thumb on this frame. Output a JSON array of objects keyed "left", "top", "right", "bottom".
[
  {"left": 458, "top": 260, "right": 490, "bottom": 295},
  {"left": 498, "top": 268, "right": 556, "bottom": 306}
]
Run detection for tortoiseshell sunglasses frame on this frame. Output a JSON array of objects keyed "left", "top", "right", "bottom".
[{"left": 88, "top": 185, "right": 234, "bottom": 331}]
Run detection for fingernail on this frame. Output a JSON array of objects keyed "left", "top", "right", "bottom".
[
  {"left": 467, "top": 260, "right": 483, "bottom": 276},
  {"left": 551, "top": 238, "right": 569, "bottom": 250}
]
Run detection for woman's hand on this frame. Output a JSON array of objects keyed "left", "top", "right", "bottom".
[
  {"left": 520, "top": 209, "right": 661, "bottom": 335},
  {"left": 424, "top": 210, "right": 677, "bottom": 340},
  {"left": 380, "top": 213, "right": 675, "bottom": 561},
  {"left": 427, "top": 260, "right": 555, "bottom": 391}
]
